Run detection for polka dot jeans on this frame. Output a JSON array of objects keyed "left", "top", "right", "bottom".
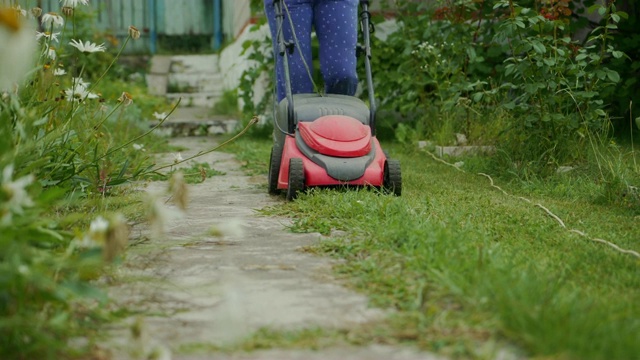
[{"left": 264, "top": 0, "right": 359, "bottom": 101}]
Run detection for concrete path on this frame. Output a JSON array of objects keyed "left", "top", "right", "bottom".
[{"left": 106, "top": 136, "right": 441, "bottom": 360}]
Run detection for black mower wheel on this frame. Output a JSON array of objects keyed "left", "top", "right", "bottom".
[
  {"left": 268, "top": 144, "right": 283, "bottom": 195},
  {"left": 383, "top": 159, "right": 402, "bottom": 196},
  {"left": 286, "top": 158, "right": 305, "bottom": 201}
]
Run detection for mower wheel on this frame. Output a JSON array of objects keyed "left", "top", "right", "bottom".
[
  {"left": 268, "top": 144, "right": 283, "bottom": 195},
  {"left": 286, "top": 158, "right": 305, "bottom": 201},
  {"left": 383, "top": 159, "right": 402, "bottom": 196}
]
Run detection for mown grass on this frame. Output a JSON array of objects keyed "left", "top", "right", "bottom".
[{"left": 227, "top": 137, "right": 640, "bottom": 359}]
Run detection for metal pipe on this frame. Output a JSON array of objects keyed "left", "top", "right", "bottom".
[
  {"left": 148, "top": 0, "right": 157, "bottom": 54},
  {"left": 274, "top": 0, "right": 295, "bottom": 133},
  {"left": 360, "top": 0, "right": 377, "bottom": 134},
  {"left": 213, "top": 0, "right": 222, "bottom": 50}
]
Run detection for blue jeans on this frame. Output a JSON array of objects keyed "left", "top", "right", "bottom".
[{"left": 264, "top": 0, "right": 359, "bottom": 101}]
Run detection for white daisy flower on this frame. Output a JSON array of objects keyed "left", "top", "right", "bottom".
[
  {"left": 53, "top": 68, "right": 66, "bottom": 76},
  {"left": 60, "top": 0, "right": 89, "bottom": 8},
  {"left": 72, "top": 77, "right": 90, "bottom": 88},
  {"left": 69, "top": 39, "right": 106, "bottom": 53},
  {"left": 1, "top": 164, "right": 35, "bottom": 225},
  {"left": 64, "top": 83, "right": 99, "bottom": 102},
  {"left": 0, "top": 8, "right": 37, "bottom": 90},
  {"left": 132, "top": 143, "right": 145, "bottom": 151},
  {"left": 173, "top": 153, "right": 183, "bottom": 163},
  {"left": 89, "top": 216, "right": 109, "bottom": 233},
  {"left": 46, "top": 46, "right": 57, "bottom": 60},
  {"left": 153, "top": 111, "right": 168, "bottom": 120},
  {"left": 77, "top": 215, "right": 109, "bottom": 248},
  {"left": 36, "top": 31, "right": 60, "bottom": 43},
  {"left": 41, "top": 12, "right": 64, "bottom": 28}
]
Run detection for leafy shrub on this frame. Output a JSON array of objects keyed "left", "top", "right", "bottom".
[{"left": 372, "top": 0, "right": 629, "bottom": 174}]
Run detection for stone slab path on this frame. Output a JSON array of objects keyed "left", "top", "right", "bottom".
[{"left": 105, "top": 136, "right": 442, "bottom": 360}]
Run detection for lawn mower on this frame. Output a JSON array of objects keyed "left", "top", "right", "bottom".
[{"left": 268, "top": 0, "right": 401, "bottom": 201}]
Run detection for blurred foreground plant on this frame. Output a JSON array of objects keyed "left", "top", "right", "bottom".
[{"left": 0, "top": 2, "right": 172, "bottom": 358}]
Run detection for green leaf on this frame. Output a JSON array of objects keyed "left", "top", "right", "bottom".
[
  {"left": 611, "top": 13, "right": 621, "bottom": 22},
  {"left": 606, "top": 70, "right": 620, "bottom": 83},
  {"left": 532, "top": 41, "right": 546, "bottom": 54},
  {"left": 611, "top": 51, "right": 624, "bottom": 59},
  {"left": 575, "top": 53, "right": 588, "bottom": 61},
  {"left": 595, "top": 109, "right": 607, "bottom": 116},
  {"left": 524, "top": 83, "right": 541, "bottom": 94},
  {"left": 587, "top": 4, "right": 600, "bottom": 14}
]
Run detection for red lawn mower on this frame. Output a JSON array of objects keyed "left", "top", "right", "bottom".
[{"left": 268, "top": 0, "right": 401, "bottom": 201}]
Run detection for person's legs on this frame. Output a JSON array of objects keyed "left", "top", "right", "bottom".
[
  {"left": 264, "top": 0, "right": 315, "bottom": 101},
  {"left": 313, "top": 0, "right": 359, "bottom": 96}
]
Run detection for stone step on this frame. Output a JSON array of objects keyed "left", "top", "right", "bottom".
[
  {"left": 150, "top": 118, "right": 239, "bottom": 137},
  {"left": 166, "top": 92, "right": 225, "bottom": 108},
  {"left": 149, "top": 107, "right": 239, "bottom": 136},
  {"left": 168, "top": 73, "right": 225, "bottom": 93},
  {"left": 169, "top": 54, "right": 220, "bottom": 74}
]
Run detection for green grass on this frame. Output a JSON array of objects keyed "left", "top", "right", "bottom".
[
  {"left": 229, "top": 137, "right": 640, "bottom": 359},
  {"left": 222, "top": 134, "right": 273, "bottom": 176}
]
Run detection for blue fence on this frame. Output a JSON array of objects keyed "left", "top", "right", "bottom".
[{"left": 3, "top": 0, "right": 226, "bottom": 53}]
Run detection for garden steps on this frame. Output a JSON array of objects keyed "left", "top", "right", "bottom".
[
  {"left": 147, "top": 54, "right": 239, "bottom": 135},
  {"left": 150, "top": 106, "right": 239, "bottom": 137},
  {"left": 147, "top": 54, "right": 225, "bottom": 108}
]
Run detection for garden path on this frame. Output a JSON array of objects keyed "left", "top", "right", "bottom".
[{"left": 105, "top": 134, "right": 441, "bottom": 360}]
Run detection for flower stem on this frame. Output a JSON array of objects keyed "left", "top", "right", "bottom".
[
  {"left": 150, "top": 115, "right": 259, "bottom": 173},
  {"left": 97, "top": 98, "right": 182, "bottom": 161},
  {"left": 88, "top": 35, "right": 131, "bottom": 94}
]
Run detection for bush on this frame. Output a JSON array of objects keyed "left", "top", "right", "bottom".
[{"left": 372, "top": 0, "right": 629, "bottom": 174}]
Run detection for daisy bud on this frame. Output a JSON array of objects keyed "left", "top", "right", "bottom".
[
  {"left": 117, "top": 91, "right": 133, "bottom": 106},
  {"left": 169, "top": 171, "right": 188, "bottom": 211},
  {"left": 62, "top": 6, "right": 73, "bottom": 17},
  {"left": 103, "top": 214, "right": 128, "bottom": 262},
  {"left": 128, "top": 25, "right": 140, "bottom": 40},
  {"left": 31, "top": 7, "right": 42, "bottom": 18}
]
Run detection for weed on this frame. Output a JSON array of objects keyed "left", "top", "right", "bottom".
[{"left": 212, "top": 89, "right": 242, "bottom": 118}]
